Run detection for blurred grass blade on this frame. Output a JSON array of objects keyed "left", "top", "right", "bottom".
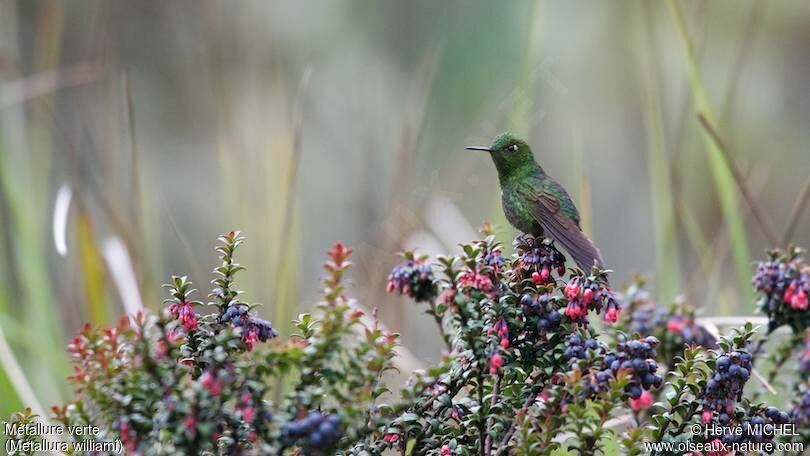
[
  {"left": 52, "top": 183, "right": 71, "bottom": 256},
  {"left": 0, "top": 139, "right": 67, "bottom": 404},
  {"left": 666, "top": 0, "right": 752, "bottom": 297},
  {"left": 696, "top": 113, "right": 779, "bottom": 247},
  {"left": 783, "top": 175, "right": 810, "bottom": 246},
  {"left": 571, "top": 130, "right": 594, "bottom": 238},
  {"left": 638, "top": 2, "right": 682, "bottom": 302},
  {"left": 102, "top": 236, "right": 144, "bottom": 318},
  {"left": 78, "top": 209, "right": 107, "bottom": 325},
  {"left": 0, "top": 319, "right": 44, "bottom": 420}
]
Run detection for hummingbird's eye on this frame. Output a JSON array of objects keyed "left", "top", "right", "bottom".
[{"left": 506, "top": 144, "right": 519, "bottom": 152}]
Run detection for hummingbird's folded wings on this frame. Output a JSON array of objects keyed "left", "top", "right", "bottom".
[{"left": 519, "top": 185, "right": 605, "bottom": 272}]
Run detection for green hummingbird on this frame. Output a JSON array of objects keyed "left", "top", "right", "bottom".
[{"left": 467, "top": 132, "right": 604, "bottom": 271}]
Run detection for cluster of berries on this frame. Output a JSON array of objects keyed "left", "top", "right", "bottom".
[
  {"left": 387, "top": 254, "right": 438, "bottom": 302},
  {"left": 564, "top": 334, "right": 602, "bottom": 364},
  {"left": 520, "top": 292, "right": 562, "bottom": 332},
  {"left": 513, "top": 234, "right": 566, "bottom": 285},
  {"left": 606, "top": 337, "right": 663, "bottom": 399},
  {"left": 791, "top": 385, "right": 810, "bottom": 426},
  {"left": 563, "top": 335, "right": 614, "bottom": 398},
  {"left": 628, "top": 304, "right": 665, "bottom": 337},
  {"left": 754, "top": 247, "right": 809, "bottom": 316},
  {"left": 280, "top": 411, "right": 342, "bottom": 451},
  {"left": 625, "top": 301, "right": 716, "bottom": 369},
  {"left": 564, "top": 334, "right": 632, "bottom": 400},
  {"left": 563, "top": 276, "right": 620, "bottom": 325},
  {"left": 562, "top": 334, "right": 662, "bottom": 401},
  {"left": 220, "top": 304, "right": 278, "bottom": 351},
  {"left": 722, "top": 407, "right": 790, "bottom": 446},
  {"left": 483, "top": 247, "right": 505, "bottom": 271},
  {"left": 700, "top": 350, "right": 753, "bottom": 424}
]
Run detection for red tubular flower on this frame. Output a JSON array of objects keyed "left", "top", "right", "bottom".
[
  {"left": 458, "top": 270, "right": 494, "bottom": 293},
  {"left": 201, "top": 370, "right": 222, "bottom": 396},
  {"left": 564, "top": 303, "right": 586, "bottom": 320},
  {"left": 794, "top": 289, "right": 808, "bottom": 310},
  {"left": 184, "top": 414, "right": 197, "bottom": 437},
  {"left": 630, "top": 390, "right": 653, "bottom": 411},
  {"left": 169, "top": 300, "right": 198, "bottom": 331},
  {"left": 383, "top": 433, "right": 400, "bottom": 443},
  {"left": 604, "top": 307, "right": 619, "bottom": 324},
  {"left": 565, "top": 282, "right": 580, "bottom": 300}
]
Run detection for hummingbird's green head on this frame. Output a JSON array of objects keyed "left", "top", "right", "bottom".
[{"left": 466, "top": 132, "right": 538, "bottom": 182}]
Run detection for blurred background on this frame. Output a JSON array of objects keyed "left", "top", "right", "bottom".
[{"left": 0, "top": 0, "right": 809, "bottom": 418}]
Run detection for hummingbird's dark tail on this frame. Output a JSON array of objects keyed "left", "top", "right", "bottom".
[
  {"left": 530, "top": 207, "right": 606, "bottom": 277},
  {"left": 559, "top": 229, "right": 605, "bottom": 277},
  {"left": 522, "top": 185, "right": 608, "bottom": 281}
]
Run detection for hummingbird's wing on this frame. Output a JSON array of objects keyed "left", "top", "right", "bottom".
[{"left": 519, "top": 186, "right": 605, "bottom": 272}]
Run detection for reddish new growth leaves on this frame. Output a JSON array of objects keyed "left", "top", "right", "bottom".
[{"left": 67, "top": 316, "right": 135, "bottom": 391}]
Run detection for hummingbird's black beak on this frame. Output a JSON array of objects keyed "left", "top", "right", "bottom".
[{"left": 465, "top": 146, "right": 491, "bottom": 152}]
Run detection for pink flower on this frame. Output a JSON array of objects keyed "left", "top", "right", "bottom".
[
  {"left": 582, "top": 288, "right": 594, "bottom": 304},
  {"left": 154, "top": 339, "right": 168, "bottom": 359},
  {"left": 244, "top": 329, "right": 258, "bottom": 351},
  {"left": 604, "top": 307, "right": 619, "bottom": 324},
  {"left": 201, "top": 370, "right": 221, "bottom": 396},
  {"left": 666, "top": 318, "right": 683, "bottom": 333},
  {"left": 564, "top": 283, "right": 579, "bottom": 300},
  {"left": 488, "top": 353, "right": 504, "bottom": 374},
  {"left": 439, "top": 288, "right": 457, "bottom": 304},
  {"left": 440, "top": 445, "right": 452, "bottom": 455},
  {"left": 785, "top": 283, "right": 797, "bottom": 303},
  {"left": 184, "top": 414, "right": 197, "bottom": 437},
  {"left": 459, "top": 271, "right": 494, "bottom": 293},
  {"left": 169, "top": 301, "right": 198, "bottom": 331},
  {"left": 702, "top": 409, "right": 713, "bottom": 424},
  {"left": 629, "top": 390, "right": 653, "bottom": 411},
  {"left": 119, "top": 422, "right": 137, "bottom": 452},
  {"left": 564, "top": 303, "right": 586, "bottom": 319},
  {"left": 792, "top": 290, "right": 808, "bottom": 310},
  {"left": 383, "top": 433, "right": 400, "bottom": 444}
]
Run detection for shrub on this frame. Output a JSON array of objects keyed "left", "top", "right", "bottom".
[{"left": 7, "top": 232, "right": 810, "bottom": 455}]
